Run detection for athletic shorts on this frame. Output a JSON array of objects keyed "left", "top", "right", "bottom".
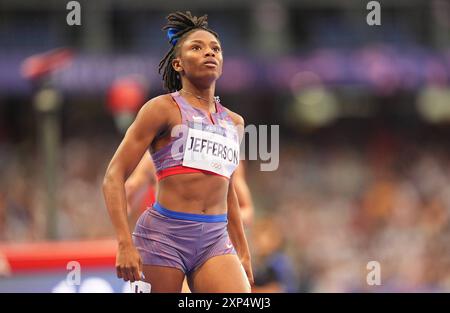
[{"left": 132, "top": 202, "right": 237, "bottom": 275}]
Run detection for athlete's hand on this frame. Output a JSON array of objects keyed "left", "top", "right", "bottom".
[
  {"left": 241, "top": 256, "right": 254, "bottom": 286},
  {"left": 116, "top": 242, "right": 143, "bottom": 282}
]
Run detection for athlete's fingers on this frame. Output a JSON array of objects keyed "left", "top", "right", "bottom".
[
  {"left": 130, "top": 265, "right": 140, "bottom": 282},
  {"left": 121, "top": 267, "right": 132, "bottom": 282},
  {"left": 116, "top": 266, "right": 123, "bottom": 279}
]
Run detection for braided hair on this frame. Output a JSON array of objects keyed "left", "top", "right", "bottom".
[{"left": 158, "top": 11, "right": 219, "bottom": 92}]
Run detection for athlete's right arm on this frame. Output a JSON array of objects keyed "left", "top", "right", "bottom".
[
  {"left": 102, "top": 96, "right": 171, "bottom": 282},
  {"left": 125, "top": 153, "right": 156, "bottom": 228}
]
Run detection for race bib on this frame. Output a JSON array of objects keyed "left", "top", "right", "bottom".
[
  {"left": 130, "top": 280, "right": 151, "bottom": 293},
  {"left": 182, "top": 127, "right": 239, "bottom": 178}
]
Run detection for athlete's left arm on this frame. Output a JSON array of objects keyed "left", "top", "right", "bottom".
[
  {"left": 234, "top": 162, "right": 255, "bottom": 228},
  {"left": 227, "top": 174, "right": 254, "bottom": 285},
  {"left": 226, "top": 110, "right": 254, "bottom": 285}
]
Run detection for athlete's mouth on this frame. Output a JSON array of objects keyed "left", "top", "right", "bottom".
[{"left": 203, "top": 59, "right": 218, "bottom": 67}]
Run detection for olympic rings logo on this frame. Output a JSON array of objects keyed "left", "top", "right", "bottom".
[{"left": 210, "top": 162, "right": 222, "bottom": 170}]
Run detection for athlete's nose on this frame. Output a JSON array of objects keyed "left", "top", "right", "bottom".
[{"left": 205, "top": 48, "right": 215, "bottom": 57}]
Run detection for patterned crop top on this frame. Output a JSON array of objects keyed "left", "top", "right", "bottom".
[{"left": 150, "top": 91, "right": 241, "bottom": 181}]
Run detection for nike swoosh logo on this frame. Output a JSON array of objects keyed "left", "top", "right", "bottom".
[{"left": 226, "top": 243, "right": 233, "bottom": 249}]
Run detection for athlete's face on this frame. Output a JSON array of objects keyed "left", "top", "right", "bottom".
[{"left": 172, "top": 30, "right": 223, "bottom": 85}]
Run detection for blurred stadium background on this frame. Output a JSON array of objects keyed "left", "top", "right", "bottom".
[{"left": 1, "top": 0, "right": 450, "bottom": 292}]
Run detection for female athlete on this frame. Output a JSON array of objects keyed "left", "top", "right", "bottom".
[{"left": 102, "top": 11, "right": 253, "bottom": 293}]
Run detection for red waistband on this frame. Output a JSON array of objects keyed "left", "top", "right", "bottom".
[{"left": 156, "top": 165, "right": 228, "bottom": 181}]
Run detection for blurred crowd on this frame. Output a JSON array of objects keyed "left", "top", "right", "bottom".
[
  {"left": 0, "top": 136, "right": 117, "bottom": 241},
  {"left": 1, "top": 126, "right": 450, "bottom": 292},
  {"left": 248, "top": 127, "right": 450, "bottom": 292}
]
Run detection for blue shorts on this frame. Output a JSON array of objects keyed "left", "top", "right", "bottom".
[{"left": 132, "top": 202, "right": 237, "bottom": 275}]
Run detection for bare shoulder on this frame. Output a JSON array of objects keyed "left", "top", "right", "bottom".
[
  {"left": 224, "top": 107, "right": 245, "bottom": 127},
  {"left": 140, "top": 93, "right": 178, "bottom": 115},
  {"left": 130, "top": 93, "right": 178, "bottom": 137}
]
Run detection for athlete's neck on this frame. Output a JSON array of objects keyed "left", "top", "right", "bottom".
[{"left": 180, "top": 80, "right": 216, "bottom": 113}]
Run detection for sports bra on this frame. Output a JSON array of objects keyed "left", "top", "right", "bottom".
[{"left": 150, "top": 91, "right": 240, "bottom": 181}]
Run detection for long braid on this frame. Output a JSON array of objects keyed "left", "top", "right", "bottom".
[{"left": 158, "top": 11, "right": 219, "bottom": 92}]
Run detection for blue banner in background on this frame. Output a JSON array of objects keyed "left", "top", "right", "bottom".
[{"left": 1, "top": 47, "right": 449, "bottom": 96}]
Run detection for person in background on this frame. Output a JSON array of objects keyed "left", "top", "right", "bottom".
[{"left": 251, "top": 217, "right": 298, "bottom": 293}]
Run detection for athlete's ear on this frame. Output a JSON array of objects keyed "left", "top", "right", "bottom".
[{"left": 172, "top": 57, "right": 183, "bottom": 74}]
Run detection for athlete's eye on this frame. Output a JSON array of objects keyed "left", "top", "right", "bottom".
[
  {"left": 192, "top": 45, "right": 201, "bottom": 51},
  {"left": 213, "top": 47, "right": 221, "bottom": 52}
]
